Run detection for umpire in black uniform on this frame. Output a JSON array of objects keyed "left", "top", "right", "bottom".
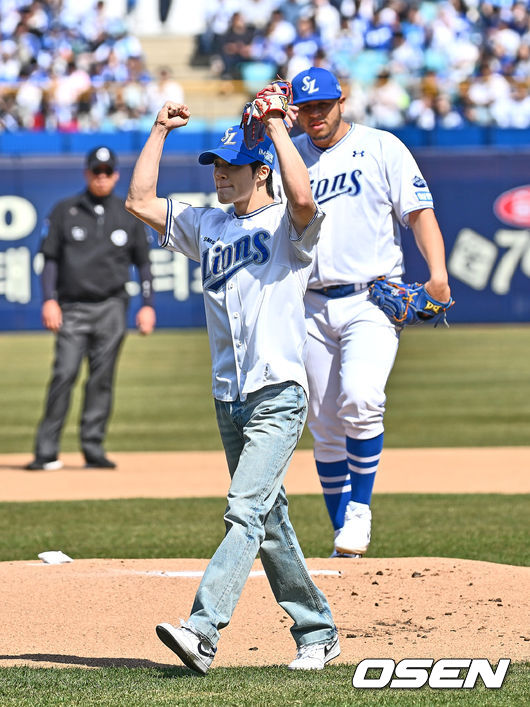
[{"left": 26, "top": 146, "right": 156, "bottom": 470}]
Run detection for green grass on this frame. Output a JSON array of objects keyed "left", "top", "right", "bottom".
[
  {"left": 1, "top": 494, "right": 528, "bottom": 566},
  {"left": 2, "top": 325, "right": 530, "bottom": 453},
  {"left": 0, "top": 664, "right": 527, "bottom": 706}
]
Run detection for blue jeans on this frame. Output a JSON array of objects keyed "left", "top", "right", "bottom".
[{"left": 187, "top": 382, "right": 336, "bottom": 648}]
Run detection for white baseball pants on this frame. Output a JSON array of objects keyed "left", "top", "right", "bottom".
[{"left": 304, "top": 288, "right": 400, "bottom": 462}]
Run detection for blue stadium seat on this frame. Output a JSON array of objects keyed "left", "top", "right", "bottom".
[
  {"left": 240, "top": 61, "right": 276, "bottom": 95},
  {"left": 349, "top": 51, "right": 388, "bottom": 85}
]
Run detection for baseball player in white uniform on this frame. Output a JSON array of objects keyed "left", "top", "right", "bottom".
[
  {"left": 287, "top": 67, "right": 451, "bottom": 557},
  {"left": 125, "top": 100, "right": 339, "bottom": 672}
]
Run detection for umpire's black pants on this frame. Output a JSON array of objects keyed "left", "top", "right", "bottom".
[{"left": 34, "top": 297, "right": 127, "bottom": 462}]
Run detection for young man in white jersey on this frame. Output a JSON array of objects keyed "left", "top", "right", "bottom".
[
  {"left": 125, "top": 100, "right": 339, "bottom": 673},
  {"left": 287, "top": 67, "right": 451, "bottom": 558}
]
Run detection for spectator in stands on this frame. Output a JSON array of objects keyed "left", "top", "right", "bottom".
[
  {"left": 466, "top": 61, "right": 511, "bottom": 124},
  {"left": 400, "top": 3, "right": 428, "bottom": 50},
  {"left": 292, "top": 15, "right": 322, "bottom": 63},
  {"left": 433, "top": 92, "right": 465, "bottom": 129},
  {"left": 513, "top": 42, "right": 530, "bottom": 79},
  {"left": 1, "top": 0, "right": 529, "bottom": 133},
  {"left": 490, "top": 17, "right": 523, "bottom": 67},
  {"left": 216, "top": 11, "right": 255, "bottom": 80},
  {"left": 341, "top": 77, "right": 369, "bottom": 124},
  {"left": 0, "top": 40, "right": 21, "bottom": 82},
  {"left": 279, "top": 41, "right": 312, "bottom": 81},
  {"left": 311, "top": 0, "right": 341, "bottom": 49},
  {"left": 47, "top": 59, "right": 91, "bottom": 131},
  {"left": 24, "top": 1, "right": 50, "bottom": 35},
  {"left": 363, "top": 8, "right": 396, "bottom": 52},
  {"left": 195, "top": 0, "right": 243, "bottom": 59},
  {"left": 328, "top": 15, "right": 364, "bottom": 77},
  {"left": 388, "top": 29, "right": 424, "bottom": 79},
  {"left": 240, "top": 0, "right": 279, "bottom": 32},
  {"left": 0, "top": 93, "right": 21, "bottom": 131},
  {"left": 145, "top": 66, "right": 184, "bottom": 116},
  {"left": 418, "top": 68, "right": 442, "bottom": 101},
  {"left": 279, "top": 0, "right": 310, "bottom": 29},
  {"left": 14, "top": 64, "right": 44, "bottom": 129},
  {"left": 491, "top": 80, "right": 530, "bottom": 127},
  {"left": 81, "top": 0, "right": 114, "bottom": 45},
  {"left": 249, "top": 19, "right": 288, "bottom": 75},
  {"left": 366, "top": 67, "right": 409, "bottom": 128},
  {"left": 267, "top": 8, "right": 297, "bottom": 49},
  {"left": 407, "top": 91, "right": 437, "bottom": 130}
]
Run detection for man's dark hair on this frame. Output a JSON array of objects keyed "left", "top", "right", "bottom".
[{"left": 250, "top": 161, "right": 274, "bottom": 198}]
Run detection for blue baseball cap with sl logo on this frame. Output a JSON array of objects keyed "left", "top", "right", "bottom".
[
  {"left": 291, "top": 68, "right": 342, "bottom": 105},
  {"left": 198, "top": 126, "right": 276, "bottom": 168}
]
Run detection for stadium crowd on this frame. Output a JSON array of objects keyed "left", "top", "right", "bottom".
[
  {"left": 0, "top": 0, "right": 184, "bottom": 132},
  {"left": 1, "top": 0, "right": 529, "bottom": 132},
  {"left": 197, "top": 0, "right": 530, "bottom": 129}
]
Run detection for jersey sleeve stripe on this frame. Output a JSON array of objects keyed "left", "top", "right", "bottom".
[{"left": 160, "top": 197, "right": 172, "bottom": 247}]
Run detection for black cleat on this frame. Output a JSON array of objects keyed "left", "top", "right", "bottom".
[{"left": 84, "top": 456, "right": 116, "bottom": 469}]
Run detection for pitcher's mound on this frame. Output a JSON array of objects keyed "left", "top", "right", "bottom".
[{"left": 1, "top": 557, "right": 528, "bottom": 669}]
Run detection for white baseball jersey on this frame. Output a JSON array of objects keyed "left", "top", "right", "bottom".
[
  {"left": 161, "top": 199, "right": 324, "bottom": 401},
  {"left": 292, "top": 124, "right": 434, "bottom": 288}
]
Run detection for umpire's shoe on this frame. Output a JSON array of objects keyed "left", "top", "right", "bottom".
[
  {"left": 288, "top": 633, "right": 340, "bottom": 670},
  {"left": 84, "top": 456, "right": 116, "bottom": 469},
  {"left": 156, "top": 621, "right": 216, "bottom": 675},
  {"left": 25, "top": 458, "right": 63, "bottom": 471}
]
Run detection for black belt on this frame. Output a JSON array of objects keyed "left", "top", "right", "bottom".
[{"left": 308, "top": 283, "right": 372, "bottom": 298}]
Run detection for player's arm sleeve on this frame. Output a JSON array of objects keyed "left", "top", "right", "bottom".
[
  {"left": 159, "top": 198, "right": 201, "bottom": 261},
  {"left": 287, "top": 204, "right": 325, "bottom": 262},
  {"left": 384, "top": 134, "right": 434, "bottom": 227}
]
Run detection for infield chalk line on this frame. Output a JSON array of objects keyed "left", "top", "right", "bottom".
[
  {"left": 138, "top": 569, "right": 342, "bottom": 578},
  {"left": 25, "top": 564, "right": 342, "bottom": 577}
]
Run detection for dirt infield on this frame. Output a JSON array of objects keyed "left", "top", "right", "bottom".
[
  {"left": 0, "top": 448, "right": 529, "bottom": 669},
  {"left": 2, "top": 447, "right": 530, "bottom": 501}
]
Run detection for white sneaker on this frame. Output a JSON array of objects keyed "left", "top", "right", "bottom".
[
  {"left": 288, "top": 634, "right": 340, "bottom": 670},
  {"left": 334, "top": 501, "right": 371, "bottom": 555},
  {"left": 156, "top": 620, "right": 216, "bottom": 674}
]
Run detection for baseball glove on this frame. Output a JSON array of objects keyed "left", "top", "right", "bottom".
[
  {"left": 368, "top": 277, "right": 455, "bottom": 329},
  {"left": 241, "top": 80, "right": 292, "bottom": 149}
]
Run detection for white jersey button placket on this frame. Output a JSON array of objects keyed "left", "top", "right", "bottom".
[{"left": 226, "top": 280, "right": 244, "bottom": 392}]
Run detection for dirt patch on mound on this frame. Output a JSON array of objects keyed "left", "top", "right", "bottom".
[{"left": 0, "top": 557, "right": 528, "bottom": 669}]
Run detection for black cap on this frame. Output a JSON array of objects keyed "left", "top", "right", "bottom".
[{"left": 86, "top": 146, "right": 117, "bottom": 172}]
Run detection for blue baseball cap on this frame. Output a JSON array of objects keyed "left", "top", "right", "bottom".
[
  {"left": 198, "top": 126, "right": 276, "bottom": 168},
  {"left": 292, "top": 68, "right": 342, "bottom": 105}
]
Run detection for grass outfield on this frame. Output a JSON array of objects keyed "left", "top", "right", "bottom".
[
  {"left": 0, "top": 664, "right": 528, "bottom": 706},
  {"left": 1, "top": 494, "right": 528, "bottom": 566},
  {"left": 1, "top": 324, "right": 530, "bottom": 453}
]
